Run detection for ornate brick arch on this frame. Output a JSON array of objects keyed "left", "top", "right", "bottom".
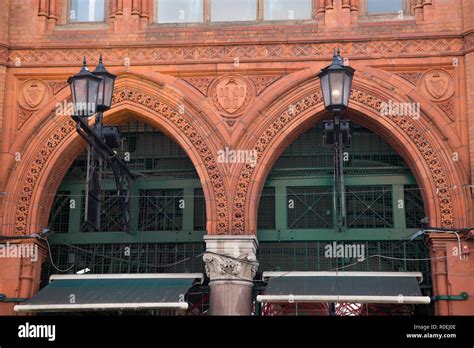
[
  {"left": 3, "top": 73, "right": 230, "bottom": 236},
  {"left": 231, "top": 74, "right": 471, "bottom": 235}
]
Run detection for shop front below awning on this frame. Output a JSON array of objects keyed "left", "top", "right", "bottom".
[
  {"left": 257, "top": 271, "right": 431, "bottom": 305},
  {"left": 14, "top": 273, "right": 204, "bottom": 313}
]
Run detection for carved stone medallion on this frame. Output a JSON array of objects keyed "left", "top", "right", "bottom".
[
  {"left": 21, "top": 79, "right": 48, "bottom": 109},
  {"left": 210, "top": 75, "right": 254, "bottom": 118},
  {"left": 421, "top": 70, "right": 454, "bottom": 101}
]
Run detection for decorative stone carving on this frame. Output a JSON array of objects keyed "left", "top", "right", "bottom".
[
  {"left": 48, "top": 80, "right": 68, "bottom": 95},
  {"left": 465, "top": 32, "right": 474, "bottom": 54},
  {"left": 248, "top": 75, "right": 282, "bottom": 95},
  {"left": 203, "top": 236, "right": 259, "bottom": 282},
  {"left": 210, "top": 75, "right": 254, "bottom": 118},
  {"left": 437, "top": 99, "right": 455, "bottom": 121},
  {"left": 181, "top": 77, "right": 214, "bottom": 96},
  {"left": 15, "top": 118, "right": 76, "bottom": 234},
  {"left": 20, "top": 79, "right": 48, "bottom": 109},
  {"left": 15, "top": 87, "right": 230, "bottom": 235},
  {"left": 8, "top": 38, "right": 464, "bottom": 67},
  {"left": 420, "top": 69, "right": 454, "bottom": 101},
  {"left": 231, "top": 86, "right": 455, "bottom": 234},
  {"left": 395, "top": 72, "right": 421, "bottom": 86},
  {"left": 203, "top": 253, "right": 259, "bottom": 281},
  {"left": 18, "top": 107, "right": 35, "bottom": 129}
]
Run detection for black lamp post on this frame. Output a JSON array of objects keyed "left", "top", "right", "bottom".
[
  {"left": 318, "top": 49, "right": 355, "bottom": 230},
  {"left": 68, "top": 56, "right": 133, "bottom": 232}
]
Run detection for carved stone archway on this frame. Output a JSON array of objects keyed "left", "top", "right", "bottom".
[
  {"left": 2, "top": 73, "right": 230, "bottom": 238},
  {"left": 230, "top": 73, "right": 471, "bottom": 235}
]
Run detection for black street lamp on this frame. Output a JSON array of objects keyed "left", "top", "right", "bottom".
[
  {"left": 67, "top": 57, "right": 102, "bottom": 117},
  {"left": 318, "top": 49, "right": 355, "bottom": 231},
  {"left": 93, "top": 54, "right": 117, "bottom": 112},
  {"left": 68, "top": 56, "right": 133, "bottom": 233}
]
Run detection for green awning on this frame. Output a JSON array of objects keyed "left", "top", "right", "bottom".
[
  {"left": 14, "top": 273, "right": 203, "bottom": 313},
  {"left": 257, "top": 272, "right": 430, "bottom": 304}
]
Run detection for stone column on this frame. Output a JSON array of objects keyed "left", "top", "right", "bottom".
[{"left": 203, "top": 235, "right": 259, "bottom": 316}]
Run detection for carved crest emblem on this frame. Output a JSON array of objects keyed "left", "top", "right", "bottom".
[
  {"left": 217, "top": 77, "right": 247, "bottom": 114},
  {"left": 22, "top": 80, "right": 47, "bottom": 109},
  {"left": 425, "top": 72, "right": 448, "bottom": 99},
  {"left": 210, "top": 75, "right": 254, "bottom": 117}
]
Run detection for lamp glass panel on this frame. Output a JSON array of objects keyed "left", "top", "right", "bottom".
[
  {"left": 73, "top": 78, "right": 87, "bottom": 115},
  {"left": 87, "top": 78, "right": 100, "bottom": 116},
  {"left": 329, "top": 71, "right": 344, "bottom": 105},
  {"left": 103, "top": 76, "right": 114, "bottom": 108},
  {"left": 343, "top": 73, "right": 353, "bottom": 107},
  {"left": 320, "top": 73, "right": 330, "bottom": 108}
]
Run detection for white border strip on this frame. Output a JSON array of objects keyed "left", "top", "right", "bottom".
[
  {"left": 262, "top": 271, "right": 423, "bottom": 283},
  {"left": 256, "top": 295, "right": 431, "bottom": 304},
  {"left": 14, "top": 302, "right": 189, "bottom": 312},
  {"left": 49, "top": 273, "right": 204, "bottom": 283}
]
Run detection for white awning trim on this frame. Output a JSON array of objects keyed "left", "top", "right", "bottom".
[
  {"left": 256, "top": 295, "right": 431, "bottom": 304},
  {"left": 262, "top": 271, "right": 424, "bottom": 283},
  {"left": 49, "top": 273, "right": 204, "bottom": 284},
  {"left": 14, "top": 302, "right": 189, "bottom": 312}
]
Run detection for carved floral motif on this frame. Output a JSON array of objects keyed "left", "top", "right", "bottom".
[
  {"left": 48, "top": 81, "right": 68, "bottom": 95},
  {"left": 203, "top": 253, "right": 258, "bottom": 281},
  {"left": 437, "top": 99, "right": 455, "bottom": 121},
  {"left": 395, "top": 72, "right": 421, "bottom": 86},
  {"left": 248, "top": 75, "right": 282, "bottom": 95},
  {"left": 181, "top": 77, "right": 214, "bottom": 96}
]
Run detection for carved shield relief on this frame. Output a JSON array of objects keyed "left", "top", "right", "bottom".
[
  {"left": 420, "top": 70, "right": 454, "bottom": 101},
  {"left": 210, "top": 75, "right": 254, "bottom": 118},
  {"left": 20, "top": 79, "right": 48, "bottom": 109}
]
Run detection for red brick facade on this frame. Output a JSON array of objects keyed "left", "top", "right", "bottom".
[{"left": 0, "top": 0, "right": 473, "bottom": 315}]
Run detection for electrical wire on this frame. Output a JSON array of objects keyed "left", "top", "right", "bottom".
[
  {"left": 329, "top": 248, "right": 474, "bottom": 272},
  {"left": 44, "top": 238, "right": 75, "bottom": 272}
]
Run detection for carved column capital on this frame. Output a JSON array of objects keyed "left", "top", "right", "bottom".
[{"left": 203, "top": 235, "right": 259, "bottom": 282}]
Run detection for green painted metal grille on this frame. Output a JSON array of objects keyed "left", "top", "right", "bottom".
[
  {"left": 258, "top": 187, "right": 276, "bottom": 229},
  {"left": 405, "top": 185, "right": 426, "bottom": 228},
  {"left": 80, "top": 190, "right": 125, "bottom": 232},
  {"left": 287, "top": 187, "right": 333, "bottom": 229},
  {"left": 269, "top": 125, "right": 409, "bottom": 180},
  {"left": 40, "top": 242, "right": 205, "bottom": 287},
  {"left": 63, "top": 120, "right": 198, "bottom": 181},
  {"left": 138, "top": 189, "right": 184, "bottom": 231},
  {"left": 49, "top": 191, "right": 70, "bottom": 234},
  {"left": 258, "top": 240, "right": 431, "bottom": 284},
  {"left": 194, "top": 188, "right": 206, "bottom": 231},
  {"left": 346, "top": 186, "right": 393, "bottom": 228}
]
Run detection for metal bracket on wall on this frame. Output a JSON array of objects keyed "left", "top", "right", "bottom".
[{"left": 431, "top": 292, "right": 469, "bottom": 301}]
